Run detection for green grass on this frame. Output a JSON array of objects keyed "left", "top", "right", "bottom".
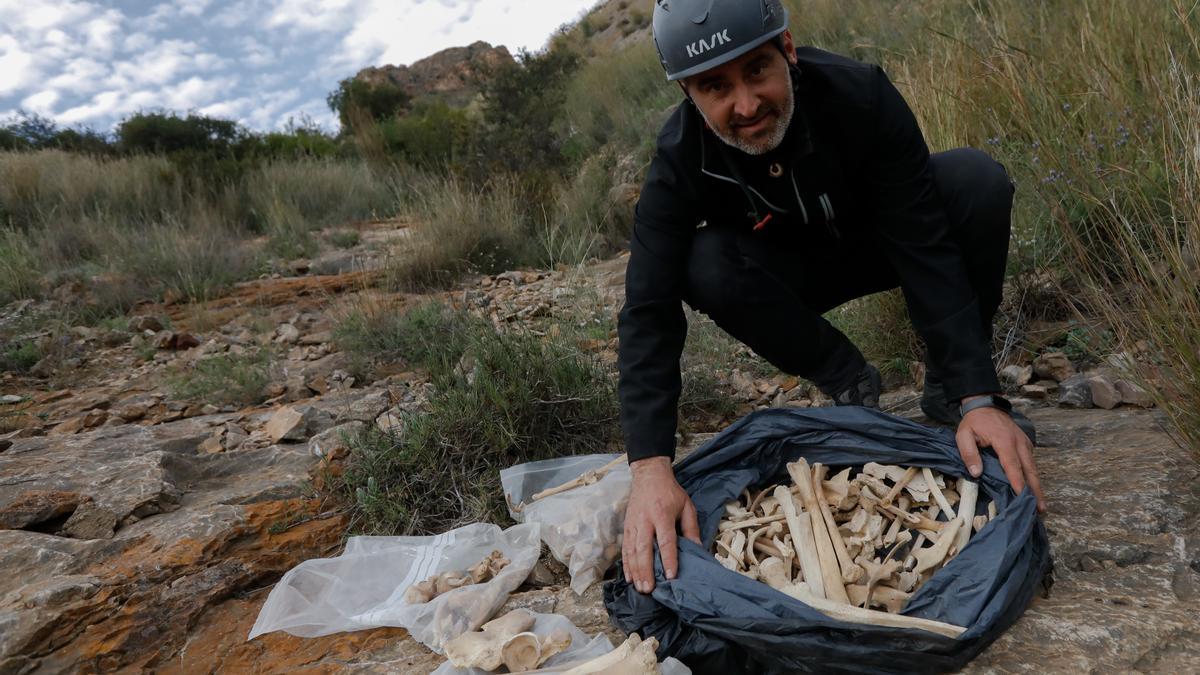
[
  {"left": 167, "top": 348, "right": 278, "bottom": 406},
  {"left": 334, "top": 299, "right": 484, "bottom": 380},
  {"left": 328, "top": 230, "right": 361, "bottom": 249},
  {"left": 391, "top": 175, "right": 537, "bottom": 290},
  {"left": 1, "top": 339, "right": 41, "bottom": 372},
  {"left": 336, "top": 301, "right": 618, "bottom": 535}
]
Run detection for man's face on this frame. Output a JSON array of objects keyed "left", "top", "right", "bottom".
[{"left": 683, "top": 31, "right": 798, "bottom": 156}]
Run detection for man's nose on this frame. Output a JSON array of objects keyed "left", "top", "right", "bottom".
[{"left": 732, "top": 83, "right": 760, "bottom": 120}]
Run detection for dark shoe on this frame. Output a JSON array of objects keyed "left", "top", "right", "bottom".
[
  {"left": 920, "top": 374, "right": 959, "bottom": 426},
  {"left": 922, "top": 375, "right": 1038, "bottom": 445},
  {"left": 830, "top": 363, "right": 882, "bottom": 409}
]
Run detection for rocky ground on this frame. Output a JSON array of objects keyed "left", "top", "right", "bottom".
[{"left": 1, "top": 219, "right": 1197, "bottom": 673}]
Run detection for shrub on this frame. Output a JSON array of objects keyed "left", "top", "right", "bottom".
[
  {"left": 327, "top": 77, "right": 411, "bottom": 132},
  {"left": 392, "top": 175, "right": 535, "bottom": 289},
  {"left": 337, "top": 302, "right": 618, "bottom": 534},
  {"left": 168, "top": 348, "right": 278, "bottom": 406},
  {"left": 334, "top": 299, "right": 484, "bottom": 380}
]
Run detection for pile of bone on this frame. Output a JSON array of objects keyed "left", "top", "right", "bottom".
[
  {"left": 405, "top": 550, "right": 510, "bottom": 604},
  {"left": 714, "top": 459, "right": 997, "bottom": 638},
  {"left": 444, "top": 608, "right": 661, "bottom": 674}
]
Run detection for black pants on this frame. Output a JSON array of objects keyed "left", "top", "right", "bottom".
[{"left": 683, "top": 148, "right": 1014, "bottom": 394}]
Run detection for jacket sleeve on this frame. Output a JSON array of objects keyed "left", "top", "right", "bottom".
[
  {"left": 865, "top": 67, "right": 1000, "bottom": 401},
  {"left": 616, "top": 147, "right": 699, "bottom": 463}
]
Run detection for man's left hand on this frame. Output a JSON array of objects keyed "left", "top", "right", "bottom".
[{"left": 955, "top": 402, "right": 1047, "bottom": 513}]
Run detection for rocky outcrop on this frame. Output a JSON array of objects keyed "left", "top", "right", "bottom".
[{"left": 354, "top": 41, "right": 513, "bottom": 107}]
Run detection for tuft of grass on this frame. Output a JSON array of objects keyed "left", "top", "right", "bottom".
[
  {"left": 337, "top": 301, "right": 618, "bottom": 535},
  {"left": 1, "top": 339, "right": 41, "bottom": 372},
  {"left": 334, "top": 298, "right": 484, "bottom": 380},
  {"left": 391, "top": 175, "right": 536, "bottom": 290},
  {"left": 328, "top": 230, "right": 361, "bottom": 249},
  {"left": 167, "top": 348, "right": 278, "bottom": 407}
]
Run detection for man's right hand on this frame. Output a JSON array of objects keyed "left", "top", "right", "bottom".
[{"left": 622, "top": 456, "right": 702, "bottom": 594}]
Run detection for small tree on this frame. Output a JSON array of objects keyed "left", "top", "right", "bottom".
[{"left": 326, "top": 77, "right": 411, "bottom": 132}]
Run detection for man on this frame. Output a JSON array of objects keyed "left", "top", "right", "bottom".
[{"left": 618, "top": 0, "right": 1047, "bottom": 595}]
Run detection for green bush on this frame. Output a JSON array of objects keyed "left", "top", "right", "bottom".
[
  {"left": 327, "top": 77, "right": 412, "bottom": 131},
  {"left": 168, "top": 347, "right": 278, "bottom": 406},
  {"left": 338, "top": 302, "right": 618, "bottom": 535},
  {"left": 392, "top": 175, "right": 536, "bottom": 289},
  {"left": 334, "top": 300, "right": 485, "bottom": 379}
]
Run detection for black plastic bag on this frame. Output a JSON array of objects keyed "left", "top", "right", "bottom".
[{"left": 604, "top": 407, "right": 1052, "bottom": 674}]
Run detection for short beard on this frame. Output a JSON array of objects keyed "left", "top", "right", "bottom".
[{"left": 700, "top": 78, "right": 795, "bottom": 156}]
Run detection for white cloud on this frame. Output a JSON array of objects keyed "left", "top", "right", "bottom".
[
  {"left": 106, "top": 40, "right": 225, "bottom": 89},
  {"left": 0, "top": 35, "right": 40, "bottom": 97},
  {"left": 1, "top": 0, "right": 602, "bottom": 132},
  {"left": 21, "top": 90, "right": 59, "bottom": 113},
  {"left": 44, "top": 57, "right": 110, "bottom": 96}
]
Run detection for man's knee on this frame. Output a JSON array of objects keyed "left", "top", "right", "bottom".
[{"left": 932, "top": 148, "right": 1014, "bottom": 235}]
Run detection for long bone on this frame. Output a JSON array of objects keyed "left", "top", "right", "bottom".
[
  {"left": 914, "top": 518, "right": 963, "bottom": 574},
  {"left": 814, "top": 463, "right": 864, "bottom": 583},
  {"left": 531, "top": 454, "right": 626, "bottom": 502},
  {"left": 922, "top": 468, "right": 957, "bottom": 519},
  {"left": 776, "top": 484, "right": 825, "bottom": 599},
  {"left": 780, "top": 584, "right": 966, "bottom": 638},
  {"left": 955, "top": 479, "right": 979, "bottom": 554},
  {"left": 789, "top": 459, "right": 851, "bottom": 604}
]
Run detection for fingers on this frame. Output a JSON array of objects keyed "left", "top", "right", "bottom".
[
  {"left": 622, "top": 513, "right": 655, "bottom": 594},
  {"left": 1017, "top": 434, "right": 1047, "bottom": 513},
  {"left": 681, "top": 498, "right": 701, "bottom": 545},
  {"left": 657, "top": 514, "right": 679, "bottom": 581},
  {"left": 955, "top": 427, "right": 983, "bottom": 478}
]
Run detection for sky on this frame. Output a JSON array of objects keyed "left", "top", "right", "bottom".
[{"left": 0, "top": 0, "right": 601, "bottom": 133}]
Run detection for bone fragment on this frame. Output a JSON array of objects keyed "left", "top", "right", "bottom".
[
  {"left": 847, "top": 584, "right": 912, "bottom": 613},
  {"left": 973, "top": 515, "right": 988, "bottom": 534},
  {"left": 814, "top": 464, "right": 864, "bottom": 583},
  {"left": 781, "top": 584, "right": 966, "bottom": 638},
  {"left": 760, "top": 556, "right": 791, "bottom": 590},
  {"left": 730, "top": 530, "right": 747, "bottom": 562},
  {"left": 864, "top": 462, "right": 910, "bottom": 483},
  {"left": 500, "top": 633, "right": 542, "bottom": 672},
  {"left": 988, "top": 500, "right": 997, "bottom": 520},
  {"left": 823, "top": 467, "right": 854, "bottom": 509},
  {"left": 748, "top": 487, "right": 769, "bottom": 515},
  {"left": 955, "top": 479, "right": 979, "bottom": 554},
  {"left": 718, "top": 512, "right": 787, "bottom": 531},
  {"left": 885, "top": 570, "right": 921, "bottom": 593},
  {"left": 776, "top": 484, "right": 825, "bottom": 599},
  {"left": 562, "top": 634, "right": 660, "bottom": 675},
  {"left": 445, "top": 609, "right": 537, "bottom": 671},
  {"left": 725, "top": 501, "right": 751, "bottom": 521},
  {"left": 856, "top": 475, "right": 892, "bottom": 501},
  {"left": 880, "top": 466, "right": 919, "bottom": 506},
  {"left": 922, "top": 468, "right": 957, "bottom": 520},
  {"left": 536, "top": 631, "right": 573, "bottom": 668},
  {"left": 914, "top": 518, "right": 963, "bottom": 574},
  {"left": 404, "top": 579, "right": 436, "bottom": 604},
  {"left": 883, "top": 507, "right": 904, "bottom": 545},
  {"left": 531, "top": 454, "right": 626, "bottom": 502},
  {"left": 862, "top": 531, "right": 910, "bottom": 610},
  {"left": 789, "top": 459, "right": 851, "bottom": 604},
  {"left": 758, "top": 495, "right": 780, "bottom": 516},
  {"left": 878, "top": 503, "right": 944, "bottom": 535}
]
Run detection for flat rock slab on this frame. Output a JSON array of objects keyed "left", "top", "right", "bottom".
[
  {"left": 0, "top": 414, "right": 339, "bottom": 673},
  {"left": 964, "top": 406, "right": 1200, "bottom": 672},
  {"left": 3, "top": 402, "right": 1196, "bottom": 673}
]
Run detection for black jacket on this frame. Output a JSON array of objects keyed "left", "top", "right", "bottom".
[{"left": 617, "top": 47, "right": 1001, "bottom": 463}]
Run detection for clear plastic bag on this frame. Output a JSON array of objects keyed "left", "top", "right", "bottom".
[
  {"left": 501, "top": 455, "right": 631, "bottom": 595},
  {"left": 247, "top": 522, "right": 541, "bottom": 653},
  {"left": 431, "top": 611, "right": 692, "bottom": 674}
]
